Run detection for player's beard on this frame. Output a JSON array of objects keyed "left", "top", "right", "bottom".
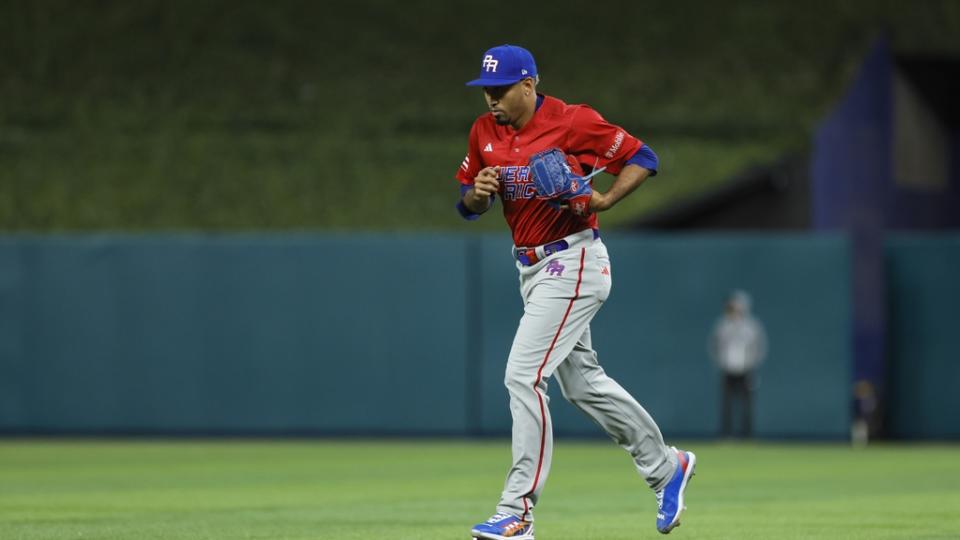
[{"left": 491, "top": 110, "right": 511, "bottom": 125}]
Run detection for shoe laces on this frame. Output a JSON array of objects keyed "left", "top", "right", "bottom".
[{"left": 487, "top": 512, "right": 513, "bottom": 524}]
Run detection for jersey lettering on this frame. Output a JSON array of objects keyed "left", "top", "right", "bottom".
[
  {"left": 604, "top": 130, "right": 625, "bottom": 159},
  {"left": 500, "top": 166, "right": 537, "bottom": 201}
]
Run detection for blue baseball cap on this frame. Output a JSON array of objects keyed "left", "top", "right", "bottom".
[{"left": 465, "top": 45, "right": 538, "bottom": 87}]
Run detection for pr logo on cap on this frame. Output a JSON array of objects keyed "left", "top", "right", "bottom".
[{"left": 466, "top": 45, "right": 538, "bottom": 87}]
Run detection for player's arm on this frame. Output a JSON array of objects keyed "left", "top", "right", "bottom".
[
  {"left": 592, "top": 142, "right": 659, "bottom": 211},
  {"left": 591, "top": 163, "right": 651, "bottom": 212},
  {"left": 462, "top": 167, "right": 500, "bottom": 214},
  {"left": 455, "top": 124, "right": 498, "bottom": 220},
  {"left": 589, "top": 143, "right": 659, "bottom": 212},
  {"left": 565, "top": 106, "right": 659, "bottom": 213}
]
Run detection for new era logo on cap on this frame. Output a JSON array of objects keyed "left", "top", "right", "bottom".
[{"left": 466, "top": 45, "right": 538, "bottom": 87}]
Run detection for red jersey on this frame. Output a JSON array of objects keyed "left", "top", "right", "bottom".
[{"left": 456, "top": 94, "right": 644, "bottom": 247}]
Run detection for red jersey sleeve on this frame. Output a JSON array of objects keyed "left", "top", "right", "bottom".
[
  {"left": 455, "top": 121, "right": 483, "bottom": 186},
  {"left": 565, "top": 106, "right": 643, "bottom": 176}
]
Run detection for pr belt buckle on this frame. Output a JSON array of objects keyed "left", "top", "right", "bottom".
[
  {"left": 516, "top": 240, "right": 570, "bottom": 266},
  {"left": 517, "top": 249, "right": 539, "bottom": 266}
]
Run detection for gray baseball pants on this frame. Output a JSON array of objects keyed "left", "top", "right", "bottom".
[{"left": 497, "top": 230, "right": 678, "bottom": 521}]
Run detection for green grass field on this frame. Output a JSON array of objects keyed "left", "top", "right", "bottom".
[{"left": 1, "top": 439, "right": 958, "bottom": 539}]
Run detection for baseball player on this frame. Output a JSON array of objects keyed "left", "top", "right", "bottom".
[{"left": 455, "top": 45, "right": 696, "bottom": 539}]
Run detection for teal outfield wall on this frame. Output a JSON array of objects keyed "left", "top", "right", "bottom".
[
  {"left": 0, "top": 235, "right": 472, "bottom": 434},
  {"left": 886, "top": 235, "right": 960, "bottom": 439},
  {"left": 0, "top": 234, "right": 855, "bottom": 438}
]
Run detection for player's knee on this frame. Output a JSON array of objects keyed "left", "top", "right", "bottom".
[
  {"left": 503, "top": 371, "right": 537, "bottom": 396},
  {"left": 503, "top": 373, "right": 525, "bottom": 394}
]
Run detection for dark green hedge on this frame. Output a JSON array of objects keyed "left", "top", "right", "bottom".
[{"left": 1, "top": 0, "right": 958, "bottom": 230}]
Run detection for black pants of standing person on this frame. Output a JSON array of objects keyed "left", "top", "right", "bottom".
[{"left": 721, "top": 373, "right": 753, "bottom": 438}]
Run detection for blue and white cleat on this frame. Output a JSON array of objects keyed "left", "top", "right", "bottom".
[
  {"left": 655, "top": 447, "right": 697, "bottom": 534},
  {"left": 471, "top": 512, "right": 534, "bottom": 540}
]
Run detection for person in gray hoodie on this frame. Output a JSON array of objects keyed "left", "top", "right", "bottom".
[{"left": 710, "top": 290, "right": 767, "bottom": 438}]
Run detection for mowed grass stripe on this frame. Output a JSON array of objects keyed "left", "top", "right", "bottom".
[{"left": 1, "top": 440, "right": 958, "bottom": 539}]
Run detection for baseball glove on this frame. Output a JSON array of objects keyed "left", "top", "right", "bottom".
[{"left": 528, "top": 148, "right": 596, "bottom": 216}]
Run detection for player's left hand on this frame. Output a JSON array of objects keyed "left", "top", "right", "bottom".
[{"left": 529, "top": 148, "right": 600, "bottom": 217}]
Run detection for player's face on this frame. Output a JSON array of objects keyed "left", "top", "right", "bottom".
[{"left": 483, "top": 82, "right": 525, "bottom": 126}]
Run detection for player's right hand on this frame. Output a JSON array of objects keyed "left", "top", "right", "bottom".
[
  {"left": 472, "top": 166, "right": 500, "bottom": 198},
  {"left": 462, "top": 167, "right": 500, "bottom": 214}
]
